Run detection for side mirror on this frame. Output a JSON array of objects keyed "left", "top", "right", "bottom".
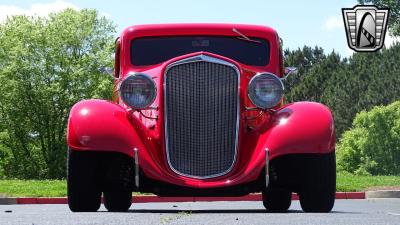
[
  {"left": 99, "top": 66, "right": 114, "bottom": 78},
  {"left": 282, "top": 67, "right": 297, "bottom": 80}
]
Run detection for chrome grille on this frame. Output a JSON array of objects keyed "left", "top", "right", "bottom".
[{"left": 164, "top": 55, "right": 239, "bottom": 179}]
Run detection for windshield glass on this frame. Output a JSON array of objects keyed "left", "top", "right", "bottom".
[{"left": 131, "top": 36, "right": 270, "bottom": 66}]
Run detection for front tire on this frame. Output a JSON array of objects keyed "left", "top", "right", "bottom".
[
  {"left": 103, "top": 153, "right": 134, "bottom": 212},
  {"left": 104, "top": 191, "right": 132, "bottom": 212},
  {"left": 299, "top": 152, "right": 336, "bottom": 213},
  {"left": 262, "top": 189, "right": 292, "bottom": 212},
  {"left": 67, "top": 150, "right": 102, "bottom": 212}
]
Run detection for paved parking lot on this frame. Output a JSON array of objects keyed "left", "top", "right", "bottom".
[{"left": 1, "top": 199, "right": 399, "bottom": 225}]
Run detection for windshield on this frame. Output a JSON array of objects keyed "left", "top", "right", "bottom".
[{"left": 131, "top": 36, "right": 270, "bottom": 66}]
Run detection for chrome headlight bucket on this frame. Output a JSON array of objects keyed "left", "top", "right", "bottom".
[
  {"left": 119, "top": 73, "right": 156, "bottom": 109},
  {"left": 248, "top": 73, "right": 284, "bottom": 109}
]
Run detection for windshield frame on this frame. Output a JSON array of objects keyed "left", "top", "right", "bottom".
[{"left": 130, "top": 35, "right": 270, "bottom": 67}]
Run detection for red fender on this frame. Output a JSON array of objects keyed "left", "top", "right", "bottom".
[
  {"left": 260, "top": 101, "right": 335, "bottom": 160},
  {"left": 67, "top": 99, "right": 143, "bottom": 158}
]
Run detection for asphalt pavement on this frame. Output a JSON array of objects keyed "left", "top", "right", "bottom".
[{"left": 1, "top": 199, "right": 399, "bottom": 225}]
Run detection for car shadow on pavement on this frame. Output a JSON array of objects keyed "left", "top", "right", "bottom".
[
  {"left": 124, "top": 209, "right": 358, "bottom": 214},
  {"left": 127, "top": 209, "right": 303, "bottom": 213}
]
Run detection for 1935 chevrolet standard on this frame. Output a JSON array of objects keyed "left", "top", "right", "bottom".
[{"left": 67, "top": 24, "right": 336, "bottom": 213}]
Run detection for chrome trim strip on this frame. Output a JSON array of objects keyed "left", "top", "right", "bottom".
[
  {"left": 281, "top": 67, "right": 297, "bottom": 81},
  {"left": 163, "top": 54, "right": 241, "bottom": 179},
  {"left": 134, "top": 147, "right": 139, "bottom": 189},
  {"left": 265, "top": 148, "right": 270, "bottom": 188}
]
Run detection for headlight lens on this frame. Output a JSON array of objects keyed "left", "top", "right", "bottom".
[
  {"left": 120, "top": 73, "right": 156, "bottom": 109},
  {"left": 248, "top": 73, "right": 284, "bottom": 109}
]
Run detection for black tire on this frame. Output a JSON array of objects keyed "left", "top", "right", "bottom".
[
  {"left": 67, "top": 150, "right": 102, "bottom": 212},
  {"left": 262, "top": 189, "right": 292, "bottom": 212},
  {"left": 103, "top": 191, "right": 132, "bottom": 212},
  {"left": 103, "top": 153, "right": 134, "bottom": 212},
  {"left": 299, "top": 152, "right": 336, "bottom": 213}
]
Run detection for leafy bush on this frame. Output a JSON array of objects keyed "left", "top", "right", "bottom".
[{"left": 337, "top": 101, "right": 400, "bottom": 175}]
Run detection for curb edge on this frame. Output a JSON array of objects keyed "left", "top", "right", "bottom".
[{"left": 0, "top": 192, "right": 370, "bottom": 205}]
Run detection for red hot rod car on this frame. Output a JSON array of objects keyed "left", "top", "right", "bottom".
[{"left": 67, "top": 24, "right": 336, "bottom": 212}]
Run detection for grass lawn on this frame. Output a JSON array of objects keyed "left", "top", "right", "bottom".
[
  {"left": 0, "top": 173, "right": 399, "bottom": 197},
  {"left": 336, "top": 172, "right": 400, "bottom": 192},
  {"left": 0, "top": 179, "right": 66, "bottom": 197}
]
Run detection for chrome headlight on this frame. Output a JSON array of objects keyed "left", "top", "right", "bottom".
[
  {"left": 120, "top": 73, "right": 156, "bottom": 109},
  {"left": 248, "top": 73, "right": 284, "bottom": 109}
]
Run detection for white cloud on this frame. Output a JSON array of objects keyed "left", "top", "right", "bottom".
[
  {"left": 323, "top": 16, "right": 343, "bottom": 31},
  {"left": 0, "top": 1, "right": 79, "bottom": 22},
  {"left": 385, "top": 33, "right": 400, "bottom": 48}
]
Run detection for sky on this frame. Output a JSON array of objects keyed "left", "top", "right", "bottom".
[{"left": 0, "top": 0, "right": 399, "bottom": 57}]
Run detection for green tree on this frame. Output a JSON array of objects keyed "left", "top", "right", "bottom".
[
  {"left": 287, "top": 50, "right": 342, "bottom": 103},
  {"left": 322, "top": 44, "right": 400, "bottom": 136},
  {"left": 0, "top": 9, "right": 115, "bottom": 179},
  {"left": 284, "top": 43, "right": 400, "bottom": 137},
  {"left": 358, "top": 0, "right": 400, "bottom": 36},
  {"left": 337, "top": 101, "right": 400, "bottom": 175},
  {"left": 283, "top": 46, "right": 326, "bottom": 99}
]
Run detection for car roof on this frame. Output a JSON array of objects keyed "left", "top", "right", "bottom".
[{"left": 120, "top": 23, "right": 278, "bottom": 40}]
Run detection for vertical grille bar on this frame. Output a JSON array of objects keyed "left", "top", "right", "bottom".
[{"left": 164, "top": 55, "right": 239, "bottom": 179}]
